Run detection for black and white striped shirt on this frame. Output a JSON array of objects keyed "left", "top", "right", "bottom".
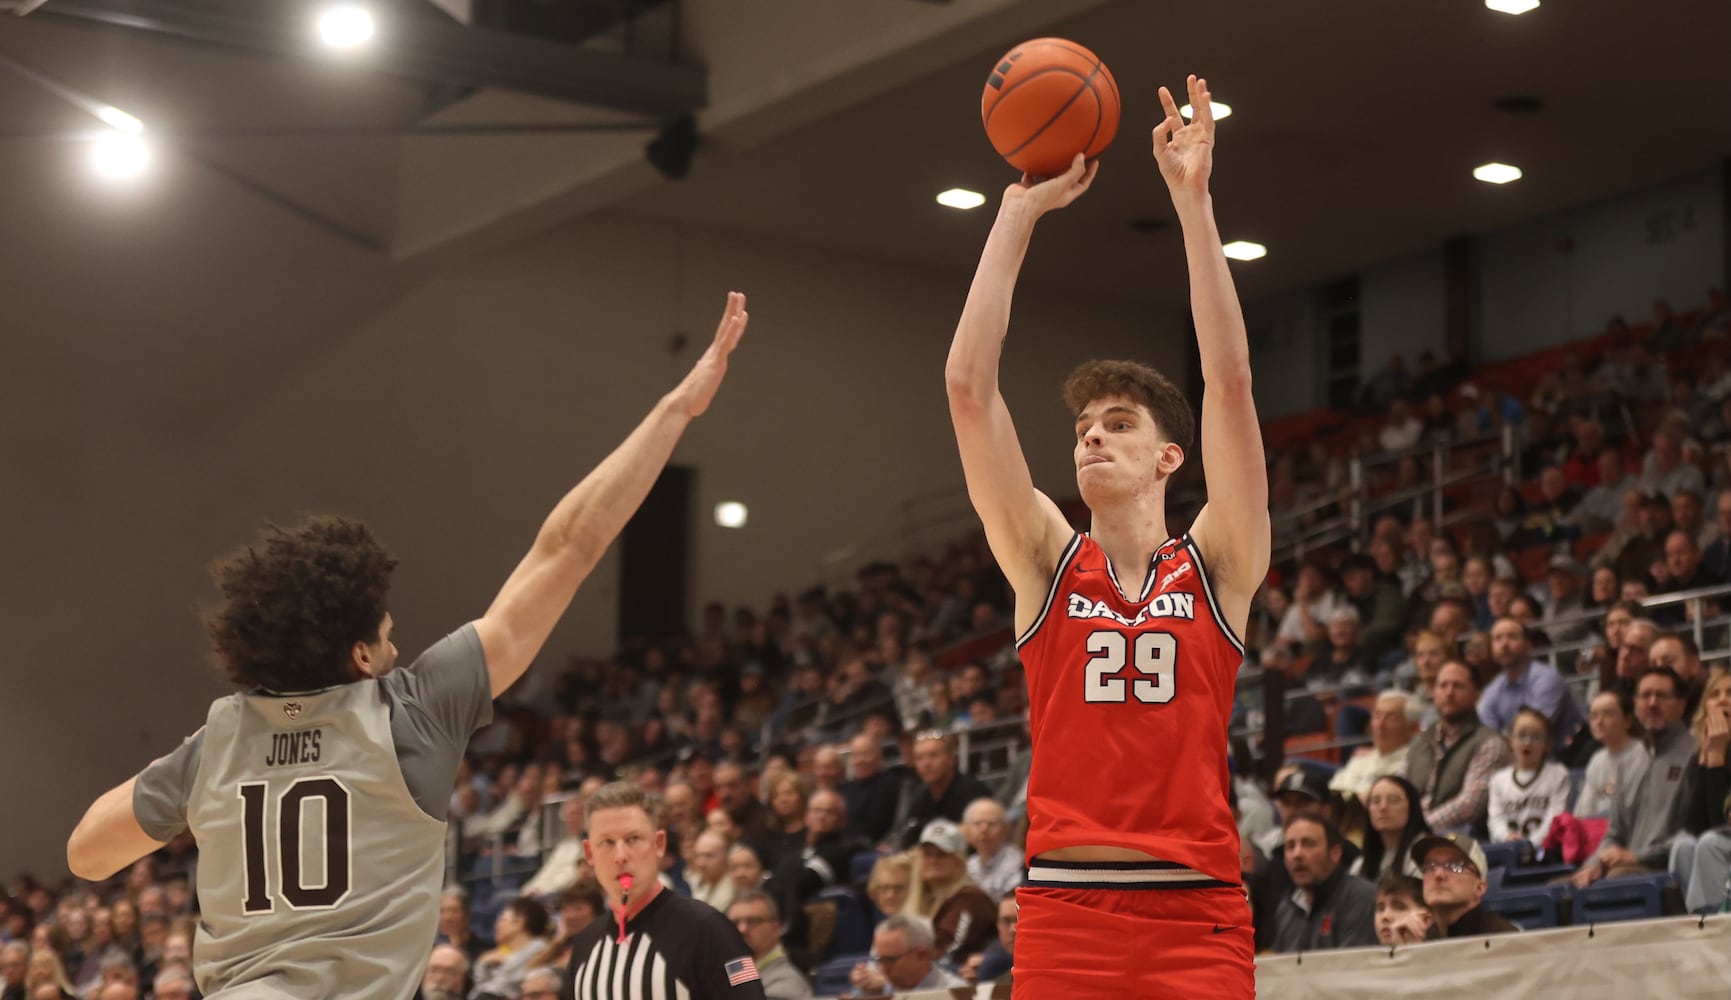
[{"left": 563, "top": 889, "right": 767, "bottom": 1000}]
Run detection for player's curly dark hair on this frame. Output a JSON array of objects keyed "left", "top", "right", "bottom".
[
  {"left": 203, "top": 516, "right": 398, "bottom": 692},
  {"left": 1063, "top": 359, "right": 1195, "bottom": 453}
]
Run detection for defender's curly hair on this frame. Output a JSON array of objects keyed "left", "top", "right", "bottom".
[
  {"left": 204, "top": 516, "right": 398, "bottom": 692},
  {"left": 1063, "top": 359, "right": 1195, "bottom": 453}
]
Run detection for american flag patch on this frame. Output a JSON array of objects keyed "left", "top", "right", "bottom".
[{"left": 724, "top": 955, "right": 759, "bottom": 986}]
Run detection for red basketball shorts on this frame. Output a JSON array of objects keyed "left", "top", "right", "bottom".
[{"left": 1012, "top": 862, "right": 1254, "bottom": 1000}]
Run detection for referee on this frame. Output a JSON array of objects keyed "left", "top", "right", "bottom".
[{"left": 565, "top": 782, "right": 768, "bottom": 1000}]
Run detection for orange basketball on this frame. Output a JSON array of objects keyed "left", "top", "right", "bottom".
[{"left": 980, "top": 38, "right": 1120, "bottom": 178}]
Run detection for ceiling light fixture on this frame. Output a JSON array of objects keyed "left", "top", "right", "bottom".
[
  {"left": 1485, "top": 0, "right": 1541, "bottom": 14},
  {"left": 1473, "top": 162, "right": 1523, "bottom": 184},
  {"left": 1222, "top": 241, "right": 1266, "bottom": 261},
  {"left": 936, "top": 188, "right": 986, "bottom": 210},
  {"left": 89, "top": 132, "right": 151, "bottom": 181},
  {"left": 1179, "top": 101, "right": 1232, "bottom": 121},
  {"left": 317, "top": 5, "right": 376, "bottom": 49},
  {"left": 714, "top": 502, "right": 749, "bottom": 529}
]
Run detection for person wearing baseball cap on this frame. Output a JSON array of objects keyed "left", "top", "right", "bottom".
[
  {"left": 1270, "top": 813, "right": 1378, "bottom": 953},
  {"left": 1253, "top": 768, "right": 1335, "bottom": 858},
  {"left": 1248, "top": 769, "right": 1362, "bottom": 952},
  {"left": 1408, "top": 833, "right": 1518, "bottom": 938},
  {"left": 910, "top": 819, "right": 998, "bottom": 965}
]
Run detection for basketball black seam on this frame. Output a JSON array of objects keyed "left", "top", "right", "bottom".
[
  {"left": 981, "top": 40, "right": 1105, "bottom": 126},
  {"left": 1003, "top": 59, "right": 1103, "bottom": 161},
  {"left": 983, "top": 67, "right": 1088, "bottom": 134},
  {"left": 1081, "top": 81, "right": 1104, "bottom": 155},
  {"left": 1084, "top": 61, "right": 1115, "bottom": 155}
]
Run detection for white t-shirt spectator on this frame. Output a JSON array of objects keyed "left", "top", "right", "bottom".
[{"left": 1488, "top": 761, "right": 1573, "bottom": 846}]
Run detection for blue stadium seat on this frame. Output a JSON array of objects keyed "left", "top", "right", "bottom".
[
  {"left": 851, "top": 850, "right": 884, "bottom": 887},
  {"left": 1481, "top": 841, "right": 1523, "bottom": 871},
  {"left": 1573, "top": 873, "right": 1669, "bottom": 924},
  {"left": 814, "top": 954, "right": 868, "bottom": 997},
  {"left": 1482, "top": 885, "right": 1566, "bottom": 930},
  {"left": 817, "top": 887, "right": 874, "bottom": 957},
  {"left": 1486, "top": 867, "right": 1506, "bottom": 893},
  {"left": 1502, "top": 862, "right": 1574, "bottom": 885}
]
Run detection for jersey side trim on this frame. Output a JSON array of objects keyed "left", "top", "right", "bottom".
[
  {"left": 1015, "top": 532, "right": 1084, "bottom": 649},
  {"left": 1182, "top": 533, "right": 1246, "bottom": 656}
]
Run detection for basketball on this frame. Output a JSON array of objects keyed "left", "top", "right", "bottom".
[{"left": 980, "top": 38, "right": 1120, "bottom": 178}]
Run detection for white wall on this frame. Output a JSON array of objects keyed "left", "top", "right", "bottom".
[
  {"left": 1478, "top": 168, "right": 1724, "bottom": 359},
  {"left": 0, "top": 210, "right": 1182, "bottom": 877}
]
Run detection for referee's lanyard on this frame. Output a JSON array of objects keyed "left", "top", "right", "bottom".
[{"left": 616, "top": 874, "right": 635, "bottom": 944}]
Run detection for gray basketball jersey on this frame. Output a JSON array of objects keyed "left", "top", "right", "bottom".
[{"left": 133, "top": 625, "right": 491, "bottom": 999}]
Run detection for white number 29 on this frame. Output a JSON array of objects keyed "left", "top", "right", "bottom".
[{"left": 1083, "top": 630, "right": 1177, "bottom": 704}]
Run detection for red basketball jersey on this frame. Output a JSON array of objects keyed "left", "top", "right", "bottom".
[{"left": 1016, "top": 531, "right": 1245, "bottom": 883}]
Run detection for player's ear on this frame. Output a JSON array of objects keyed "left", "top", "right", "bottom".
[
  {"left": 654, "top": 829, "right": 667, "bottom": 857},
  {"left": 1157, "top": 441, "right": 1184, "bottom": 477},
  {"left": 350, "top": 640, "right": 375, "bottom": 678}
]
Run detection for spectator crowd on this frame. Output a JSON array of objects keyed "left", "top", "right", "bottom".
[{"left": 7, "top": 292, "right": 1731, "bottom": 998}]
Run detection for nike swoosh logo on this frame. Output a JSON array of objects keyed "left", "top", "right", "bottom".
[
  {"left": 1212, "top": 924, "right": 1236, "bottom": 934},
  {"left": 1074, "top": 566, "right": 1103, "bottom": 574}
]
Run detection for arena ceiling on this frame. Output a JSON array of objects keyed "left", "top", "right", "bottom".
[{"left": 0, "top": 0, "right": 1726, "bottom": 309}]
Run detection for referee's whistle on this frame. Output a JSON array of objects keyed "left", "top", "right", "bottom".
[{"left": 616, "top": 874, "right": 635, "bottom": 945}]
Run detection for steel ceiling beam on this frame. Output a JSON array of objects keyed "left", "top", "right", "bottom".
[{"left": 32, "top": 0, "right": 705, "bottom": 118}]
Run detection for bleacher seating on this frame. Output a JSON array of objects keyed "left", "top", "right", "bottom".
[
  {"left": 1573, "top": 873, "right": 1671, "bottom": 925},
  {"left": 1483, "top": 884, "right": 1567, "bottom": 930},
  {"left": 814, "top": 954, "right": 868, "bottom": 997},
  {"left": 815, "top": 887, "right": 874, "bottom": 958},
  {"left": 850, "top": 850, "right": 884, "bottom": 888},
  {"left": 1482, "top": 873, "right": 1677, "bottom": 931},
  {"left": 1482, "top": 841, "right": 1523, "bottom": 872}
]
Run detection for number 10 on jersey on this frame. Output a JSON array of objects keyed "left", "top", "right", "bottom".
[
  {"left": 239, "top": 777, "right": 353, "bottom": 913},
  {"left": 1083, "top": 630, "right": 1177, "bottom": 704}
]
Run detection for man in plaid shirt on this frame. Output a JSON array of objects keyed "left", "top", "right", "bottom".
[{"left": 1405, "top": 661, "right": 1514, "bottom": 835}]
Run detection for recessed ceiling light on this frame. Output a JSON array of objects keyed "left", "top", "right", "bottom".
[
  {"left": 1222, "top": 241, "right": 1266, "bottom": 262},
  {"left": 1485, "top": 0, "right": 1540, "bottom": 14},
  {"left": 89, "top": 132, "right": 151, "bottom": 181},
  {"left": 936, "top": 188, "right": 986, "bottom": 210},
  {"left": 317, "top": 5, "right": 376, "bottom": 49},
  {"left": 95, "top": 106, "right": 144, "bottom": 134},
  {"left": 1179, "top": 101, "right": 1232, "bottom": 121},
  {"left": 714, "top": 502, "right": 749, "bottom": 529},
  {"left": 1473, "top": 162, "right": 1523, "bottom": 184}
]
